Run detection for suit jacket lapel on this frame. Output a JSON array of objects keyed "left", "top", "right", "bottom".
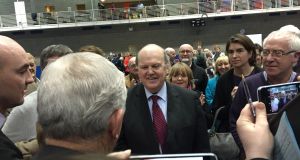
[{"left": 165, "top": 83, "right": 180, "bottom": 151}]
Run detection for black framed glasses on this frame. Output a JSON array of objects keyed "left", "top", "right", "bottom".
[
  {"left": 179, "top": 50, "right": 193, "bottom": 54},
  {"left": 262, "top": 49, "right": 297, "bottom": 57}
]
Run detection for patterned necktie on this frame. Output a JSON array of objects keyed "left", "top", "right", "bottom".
[{"left": 151, "top": 95, "right": 167, "bottom": 147}]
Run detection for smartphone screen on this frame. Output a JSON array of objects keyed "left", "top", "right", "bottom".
[{"left": 257, "top": 82, "right": 300, "bottom": 114}]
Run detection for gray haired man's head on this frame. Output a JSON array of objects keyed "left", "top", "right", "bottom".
[{"left": 37, "top": 52, "right": 127, "bottom": 152}]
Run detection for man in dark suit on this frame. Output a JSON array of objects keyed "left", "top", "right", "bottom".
[
  {"left": 278, "top": 91, "right": 287, "bottom": 109},
  {"left": 178, "top": 44, "right": 208, "bottom": 93},
  {"left": 115, "top": 44, "right": 210, "bottom": 155},
  {"left": 0, "top": 35, "right": 34, "bottom": 159}
]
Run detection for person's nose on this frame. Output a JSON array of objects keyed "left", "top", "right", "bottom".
[
  {"left": 147, "top": 67, "right": 155, "bottom": 74},
  {"left": 231, "top": 51, "right": 239, "bottom": 57},
  {"left": 264, "top": 53, "right": 275, "bottom": 62},
  {"left": 25, "top": 69, "right": 34, "bottom": 84}
]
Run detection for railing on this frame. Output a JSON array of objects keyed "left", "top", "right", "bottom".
[{"left": 0, "top": 1, "right": 299, "bottom": 30}]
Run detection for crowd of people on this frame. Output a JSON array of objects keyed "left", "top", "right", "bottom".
[{"left": 0, "top": 24, "right": 299, "bottom": 160}]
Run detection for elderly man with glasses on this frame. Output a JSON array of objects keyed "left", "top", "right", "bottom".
[
  {"left": 229, "top": 29, "right": 300, "bottom": 156},
  {"left": 178, "top": 44, "right": 208, "bottom": 94}
]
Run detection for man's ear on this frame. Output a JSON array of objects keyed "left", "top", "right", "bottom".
[{"left": 108, "top": 108, "right": 125, "bottom": 140}]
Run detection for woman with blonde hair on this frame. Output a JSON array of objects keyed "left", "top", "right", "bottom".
[{"left": 205, "top": 56, "right": 231, "bottom": 107}]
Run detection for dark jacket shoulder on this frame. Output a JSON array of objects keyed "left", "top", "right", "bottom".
[{"left": 0, "top": 130, "right": 23, "bottom": 160}]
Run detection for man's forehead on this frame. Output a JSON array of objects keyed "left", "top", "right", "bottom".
[
  {"left": 263, "top": 38, "right": 289, "bottom": 49},
  {"left": 0, "top": 44, "right": 26, "bottom": 58},
  {"left": 139, "top": 48, "right": 162, "bottom": 57},
  {"left": 0, "top": 45, "right": 26, "bottom": 59},
  {"left": 179, "top": 45, "right": 193, "bottom": 51},
  {"left": 138, "top": 53, "right": 164, "bottom": 64},
  {"left": 4, "top": 51, "right": 29, "bottom": 70}
]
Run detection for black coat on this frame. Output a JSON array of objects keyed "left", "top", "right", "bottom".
[
  {"left": 191, "top": 62, "right": 208, "bottom": 94},
  {"left": 114, "top": 82, "right": 210, "bottom": 154},
  {"left": 0, "top": 130, "right": 22, "bottom": 160},
  {"left": 213, "top": 67, "right": 262, "bottom": 132}
]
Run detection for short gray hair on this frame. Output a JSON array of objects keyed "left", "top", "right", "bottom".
[
  {"left": 263, "top": 30, "right": 300, "bottom": 52},
  {"left": 37, "top": 52, "right": 127, "bottom": 140},
  {"left": 279, "top": 25, "right": 300, "bottom": 36},
  {"left": 165, "top": 47, "right": 176, "bottom": 55}
]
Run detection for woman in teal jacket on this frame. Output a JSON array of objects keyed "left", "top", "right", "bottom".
[{"left": 205, "top": 56, "right": 231, "bottom": 107}]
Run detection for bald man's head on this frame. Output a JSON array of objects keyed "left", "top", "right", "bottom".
[
  {"left": 137, "top": 44, "right": 168, "bottom": 65},
  {"left": 0, "top": 36, "right": 33, "bottom": 111},
  {"left": 0, "top": 36, "right": 26, "bottom": 69}
]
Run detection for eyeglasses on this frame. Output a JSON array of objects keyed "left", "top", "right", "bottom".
[
  {"left": 179, "top": 50, "right": 193, "bottom": 54},
  {"left": 262, "top": 49, "right": 296, "bottom": 57}
]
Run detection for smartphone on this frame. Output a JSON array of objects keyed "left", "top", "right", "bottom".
[
  {"left": 130, "top": 153, "right": 218, "bottom": 160},
  {"left": 257, "top": 81, "right": 300, "bottom": 114}
]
